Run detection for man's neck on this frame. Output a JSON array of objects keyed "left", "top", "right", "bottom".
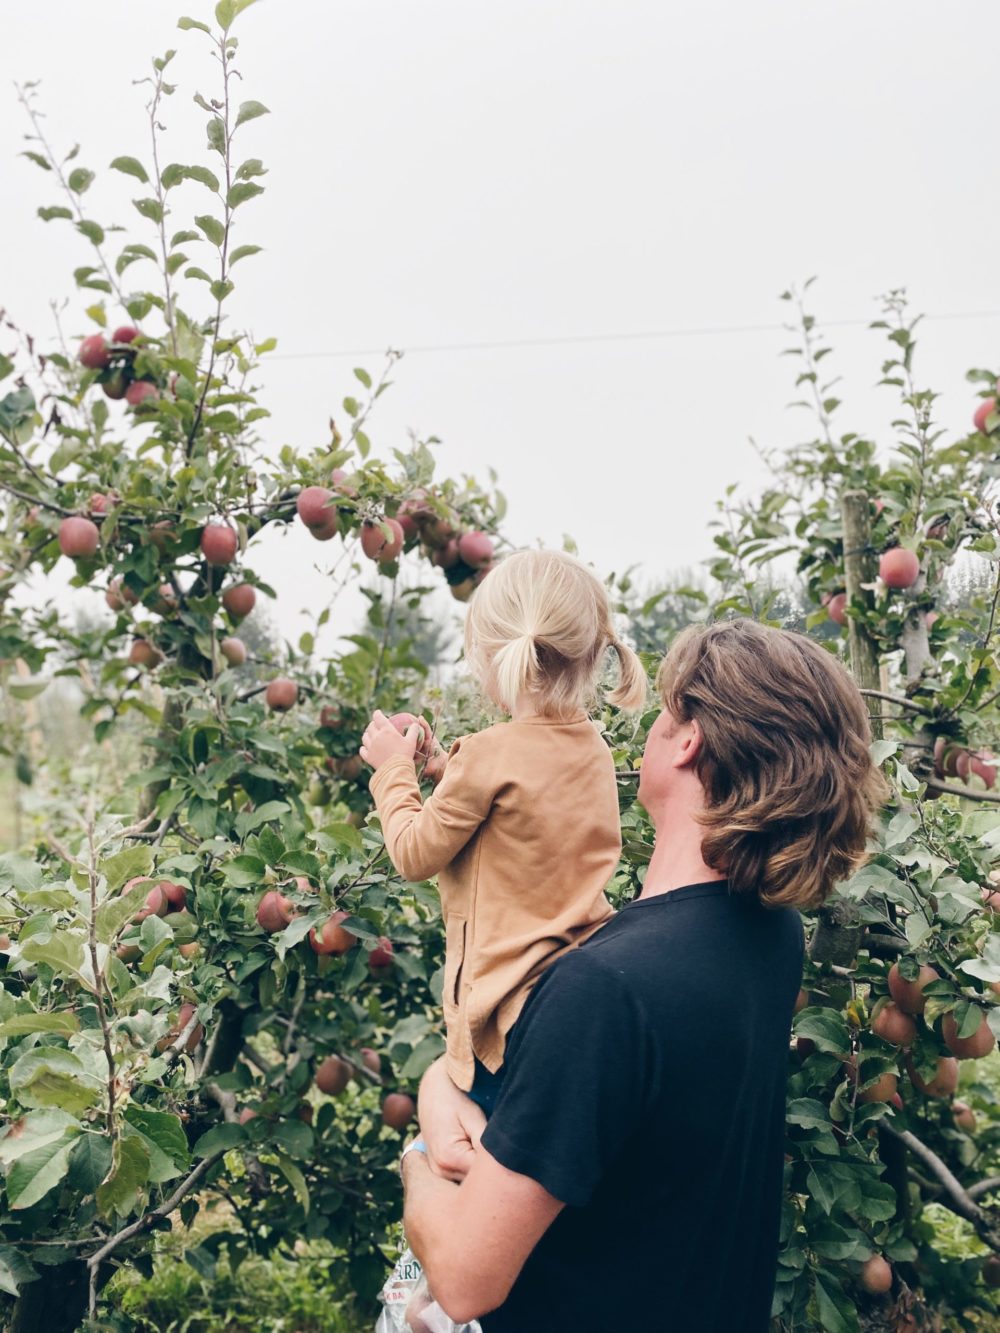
[{"left": 639, "top": 812, "right": 725, "bottom": 900}]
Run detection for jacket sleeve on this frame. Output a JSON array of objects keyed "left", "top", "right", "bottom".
[{"left": 368, "top": 734, "right": 497, "bottom": 882}]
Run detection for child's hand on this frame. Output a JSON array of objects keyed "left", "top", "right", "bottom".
[{"left": 360, "top": 710, "right": 422, "bottom": 771}]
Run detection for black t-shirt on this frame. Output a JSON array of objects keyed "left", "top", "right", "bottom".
[{"left": 479, "top": 881, "right": 804, "bottom": 1333}]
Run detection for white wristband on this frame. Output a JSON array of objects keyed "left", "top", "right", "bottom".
[{"left": 400, "top": 1138, "right": 427, "bottom": 1172}]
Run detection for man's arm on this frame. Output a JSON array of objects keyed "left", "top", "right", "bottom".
[{"left": 402, "top": 1141, "right": 564, "bottom": 1325}]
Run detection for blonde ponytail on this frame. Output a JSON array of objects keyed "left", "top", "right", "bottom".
[
  {"left": 491, "top": 633, "right": 540, "bottom": 712},
  {"left": 606, "top": 637, "right": 649, "bottom": 712}
]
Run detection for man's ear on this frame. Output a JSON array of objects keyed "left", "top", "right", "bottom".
[{"left": 674, "top": 717, "right": 704, "bottom": 768}]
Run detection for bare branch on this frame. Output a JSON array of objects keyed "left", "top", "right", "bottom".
[
  {"left": 925, "top": 779, "right": 1000, "bottom": 806},
  {"left": 857, "top": 688, "right": 926, "bottom": 714},
  {"left": 969, "top": 1176, "right": 1000, "bottom": 1202},
  {"left": 883, "top": 1124, "right": 1000, "bottom": 1247}
]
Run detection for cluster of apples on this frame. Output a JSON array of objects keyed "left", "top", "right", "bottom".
[
  {"left": 933, "top": 737, "right": 997, "bottom": 790},
  {"left": 114, "top": 875, "right": 200, "bottom": 970},
  {"left": 78, "top": 326, "right": 160, "bottom": 407},
  {"left": 238, "top": 1044, "right": 415, "bottom": 1131},
  {"left": 254, "top": 885, "right": 395, "bottom": 973}
]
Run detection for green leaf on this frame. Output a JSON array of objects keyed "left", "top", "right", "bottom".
[
  {"left": 192, "top": 1122, "right": 244, "bottom": 1157},
  {"left": 274, "top": 1150, "right": 309, "bottom": 1214},
  {"left": 235, "top": 158, "right": 267, "bottom": 181},
  {"left": 226, "top": 181, "right": 264, "bottom": 208},
  {"left": 223, "top": 854, "right": 266, "bottom": 887},
  {"left": 793, "top": 1008, "right": 850, "bottom": 1055},
  {"left": 162, "top": 162, "right": 220, "bottom": 192},
  {"left": 206, "top": 117, "right": 226, "bottom": 155},
  {"left": 171, "top": 228, "right": 201, "bottom": 246},
  {"left": 21, "top": 150, "right": 51, "bottom": 171},
  {"left": 76, "top": 219, "right": 105, "bottom": 245},
  {"left": 110, "top": 156, "right": 149, "bottom": 183},
  {"left": 354, "top": 367, "right": 372, "bottom": 388},
  {"left": 210, "top": 279, "right": 234, "bottom": 302},
  {"left": 0, "top": 1109, "right": 80, "bottom": 1166},
  {"left": 786, "top": 1098, "right": 831, "bottom": 1131},
  {"left": 234, "top": 100, "right": 269, "bottom": 130},
  {"left": 185, "top": 266, "right": 213, "bottom": 284},
  {"left": 67, "top": 167, "right": 95, "bottom": 194},
  {"left": 19, "top": 933, "right": 94, "bottom": 992},
  {"left": 37, "top": 205, "right": 73, "bottom": 222},
  {"left": 124, "top": 1108, "right": 190, "bottom": 1170},
  {"left": 133, "top": 197, "right": 164, "bottom": 223},
  {"left": 8, "top": 1047, "right": 102, "bottom": 1114},
  {"left": 178, "top": 15, "right": 212, "bottom": 32},
  {"left": 813, "top": 1270, "right": 859, "bottom": 1333},
  {"left": 229, "top": 244, "right": 262, "bottom": 264},
  {"left": 96, "top": 1135, "right": 150, "bottom": 1218},
  {"left": 6, "top": 1138, "right": 76, "bottom": 1210},
  {"left": 235, "top": 801, "right": 290, "bottom": 838},
  {"left": 100, "top": 844, "right": 154, "bottom": 894},
  {"left": 257, "top": 825, "right": 285, "bottom": 866},
  {"left": 0, "top": 1011, "right": 80, "bottom": 1039},
  {"left": 66, "top": 1132, "right": 114, "bottom": 1196},
  {"left": 0, "top": 1246, "right": 38, "bottom": 1298},
  {"left": 269, "top": 1118, "right": 312, "bottom": 1159},
  {"left": 195, "top": 214, "right": 225, "bottom": 246},
  {"left": 95, "top": 878, "right": 153, "bottom": 944}
]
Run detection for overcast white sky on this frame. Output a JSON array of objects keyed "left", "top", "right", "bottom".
[{"left": 4, "top": 1, "right": 999, "bottom": 656}]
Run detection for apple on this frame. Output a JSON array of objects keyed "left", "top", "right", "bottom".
[
  {"left": 157, "top": 1001, "right": 203, "bottom": 1054},
  {"left": 106, "top": 577, "right": 139, "bottom": 612},
  {"left": 827, "top": 591, "right": 847, "bottom": 626},
  {"left": 859, "top": 1255, "right": 892, "bottom": 1295},
  {"left": 309, "top": 911, "right": 356, "bottom": 955},
  {"left": 360, "top": 1047, "right": 381, "bottom": 1075},
  {"left": 889, "top": 1091, "right": 904, "bottom": 1111},
  {"left": 879, "top": 548, "right": 920, "bottom": 589},
  {"left": 315, "top": 1055, "right": 351, "bottom": 1096},
  {"left": 421, "top": 514, "right": 455, "bottom": 548},
  {"left": 319, "top": 705, "right": 341, "bottom": 729},
  {"left": 78, "top": 334, "right": 110, "bottom": 369},
  {"left": 942, "top": 1011, "right": 996, "bottom": 1060},
  {"left": 256, "top": 890, "right": 294, "bottom": 933},
  {"left": 238, "top": 1107, "right": 257, "bottom": 1125},
  {"left": 907, "top": 1054, "right": 959, "bottom": 1098},
  {"left": 129, "top": 639, "right": 163, "bottom": 669},
  {"left": 361, "top": 517, "right": 404, "bottom": 564},
  {"left": 266, "top": 677, "right": 297, "bottom": 711},
  {"left": 457, "top": 530, "right": 494, "bottom": 569},
  {"left": 126, "top": 380, "right": 159, "bottom": 407},
  {"left": 368, "top": 937, "right": 394, "bottom": 973},
  {"left": 858, "top": 1071, "right": 898, "bottom": 1104},
  {"left": 334, "top": 754, "right": 363, "bottom": 781},
  {"left": 431, "top": 539, "right": 460, "bottom": 570},
  {"left": 58, "top": 516, "right": 100, "bottom": 558},
  {"left": 158, "top": 880, "right": 187, "bottom": 910},
  {"left": 982, "top": 887, "right": 1000, "bottom": 913},
  {"left": 887, "top": 963, "right": 939, "bottom": 1015},
  {"left": 220, "top": 637, "right": 247, "bottom": 666},
  {"left": 177, "top": 942, "right": 200, "bottom": 960},
  {"left": 871, "top": 1001, "right": 916, "bottom": 1047},
  {"left": 330, "top": 467, "right": 358, "bottom": 497},
  {"left": 974, "top": 397, "right": 996, "bottom": 434},
  {"left": 154, "top": 583, "right": 178, "bottom": 615},
  {"left": 925, "top": 610, "right": 939, "bottom": 629},
  {"left": 926, "top": 518, "right": 949, "bottom": 541},
  {"left": 952, "top": 1100, "right": 977, "bottom": 1133},
  {"left": 200, "top": 522, "right": 238, "bottom": 566},
  {"left": 389, "top": 712, "right": 433, "bottom": 762},
  {"left": 88, "top": 492, "right": 118, "bottom": 515},
  {"left": 982, "top": 1255, "right": 1000, "bottom": 1289},
  {"left": 474, "top": 563, "right": 494, "bottom": 585},
  {"left": 111, "top": 324, "right": 140, "bottom": 344},
  {"left": 450, "top": 577, "right": 476, "bottom": 603},
  {"left": 296, "top": 486, "right": 337, "bottom": 532},
  {"left": 381, "top": 1092, "right": 415, "bottom": 1130},
  {"left": 134, "top": 883, "right": 168, "bottom": 923},
  {"left": 222, "top": 583, "right": 256, "bottom": 619},
  {"left": 297, "top": 1102, "right": 314, "bottom": 1125},
  {"left": 101, "top": 369, "right": 129, "bottom": 399},
  {"left": 116, "top": 941, "right": 141, "bottom": 963},
  {"left": 970, "top": 751, "right": 997, "bottom": 790}
]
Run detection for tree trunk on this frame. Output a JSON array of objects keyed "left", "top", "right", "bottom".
[{"left": 8, "top": 1260, "right": 89, "bottom": 1333}]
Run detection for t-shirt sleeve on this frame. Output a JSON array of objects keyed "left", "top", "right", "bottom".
[
  {"left": 480, "top": 950, "right": 652, "bottom": 1208},
  {"left": 368, "top": 732, "right": 499, "bottom": 883}
]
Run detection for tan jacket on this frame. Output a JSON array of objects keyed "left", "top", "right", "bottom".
[{"left": 368, "top": 715, "right": 620, "bottom": 1091}]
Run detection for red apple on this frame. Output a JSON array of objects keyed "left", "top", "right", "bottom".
[
  {"left": 154, "top": 583, "right": 177, "bottom": 615},
  {"left": 970, "top": 751, "right": 997, "bottom": 790},
  {"left": 88, "top": 491, "right": 118, "bottom": 515},
  {"left": 129, "top": 639, "right": 163, "bottom": 669},
  {"left": 134, "top": 883, "right": 168, "bottom": 923},
  {"left": 58, "top": 516, "right": 100, "bottom": 558},
  {"left": 330, "top": 467, "right": 358, "bottom": 497},
  {"left": 220, "top": 637, "right": 247, "bottom": 666},
  {"left": 859, "top": 1255, "right": 892, "bottom": 1295},
  {"left": 150, "top": 520, "right": 177, "bottom": 553},
  {"left": 239, "top": 1107, "right": 257, "bottom": 1125},
  {"left": 431, "top": 539, "right": 460, "bottom": 570},
  {"left": 200, "top": 523, "right": 238, "bottom": 566},
  {"left": 953, "top": 1100, "right": 977, "bottom": 1133},
  {"left": 222, "top": 583, "right": 256, "bottom": 619},
  {"left": 983, "top": 1255, "right": 1000, "bottom": 1288},
  {"left": 361, "top": 518, "right": 405, "bottom": 564},
  {"left": 111, "top": 325, "right": 140, "bottom": 344},
  {"left": 157, "top": 1001, "right": 203, "bottom": 1053},
  {"left": 309, "top": 911, "right": 356, "bottom": 956},
  {"left": 256, "top": 890, "right": 294, "bottom": 933},
  {"left": 827, "top": 591, "right": 847, "bottom": 625},
  {"left": 925, "top": 610, "right": 939, "bottom": 629},
  {"left": 457, "top": 530, "right": 494, "bottom": 569},
  {"left": 907, "top": 1055, "right": 959, "bottom": 1098},
  {"left": 106, "top": 577, "right": 138, "bottom": 612},
  {"left": 78, "top": 334, "right": 110, "bottom": 370},
  {"left": 360, "top": 1047, "right": 381, "bottom": 1075},
  {"left": 368, "top": 937, "right": 394, "bottom": 973},
  {"left": 316, "top": 1055, "right": 351, "bottom": 1096},
  {"left": 126, "top": 380, "right": 159, "bottom": 407},
  {"left": 319, "top": 705, "right": 341, "bottom": 729},
  {"left": 858, "top": 1071, "right": 898, "bottom": 1104},
  {"left": 381, "top": 1092, "right": 415, "bottom": 1130},
  {"left": 871, "top": 1001, "right": 917, "bottom": 1048},
  {"left": 974, "top": 397, "right": 996, "bottom": 434},
  {"left": 879, "top": 548, "right": 920, "bottom": 590},
  {"left": 887, "top": 963, "right": 939, "bottom": 1015},
  {"left": 158, "top": 880, "right": 187, "bottom": 910},
  {"left": 266, "top": 677, "right": 297, "bottom": 711},
  {"left": 296, "top": 486, "right": 337, "bottom": 532},
  {"left": 943, "top": 1011, "right": 996, "bottom": 1060}
]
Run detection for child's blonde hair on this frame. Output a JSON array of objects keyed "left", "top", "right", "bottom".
[{"left": 463, "top": 549, "right": 648, "bottom": 717}]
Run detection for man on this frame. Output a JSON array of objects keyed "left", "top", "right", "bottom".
[{"left": 399, "top": 619, "right": 887, "bottom": 1331}]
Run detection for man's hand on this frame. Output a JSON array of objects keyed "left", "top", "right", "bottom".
[
  {"left": 418, "top": 1056, "right": 487, "bottom": 1182},
  {"left": 360, "top": 709, "right": 421, "bottom": 771}
]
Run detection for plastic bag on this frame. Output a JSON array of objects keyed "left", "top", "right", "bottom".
[{"left": 375, "top": 1246, "right": 482, "bottom": 1333}]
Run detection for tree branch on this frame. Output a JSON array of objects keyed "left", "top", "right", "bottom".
[
  {"left": 883, "top": 1124, "right": 1000, "bottom": 1246},
  {"left": 925, "top": 779, "right": 1000, "bottom": 806}
]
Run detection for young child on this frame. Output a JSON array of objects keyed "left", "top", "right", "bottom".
[{"left": 360, "top": 548, "right": 647, "bottom": 1111}]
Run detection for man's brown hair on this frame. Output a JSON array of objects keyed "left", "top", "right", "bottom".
[{"left": 655, "top": 619, "right": 889, "bottom": 910}]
